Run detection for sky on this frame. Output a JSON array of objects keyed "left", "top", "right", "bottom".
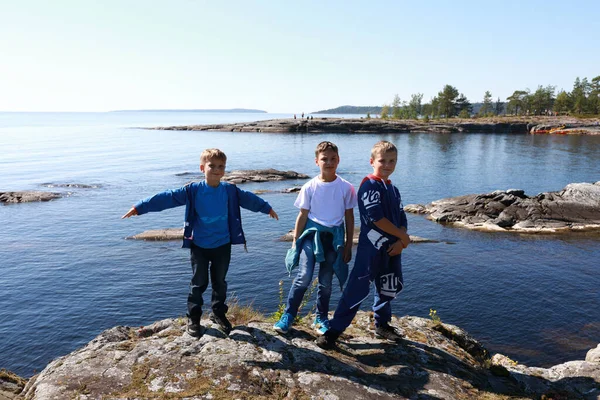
[{"left": 1, "top": 0, "right": 599, "bottom": 113}]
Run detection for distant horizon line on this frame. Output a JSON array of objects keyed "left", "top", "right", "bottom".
[{"left": 0, "top": 108, "right": 271, "bottom": 114}]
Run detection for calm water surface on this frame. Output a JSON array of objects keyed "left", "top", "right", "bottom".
[{"left": 1, "top": 112, "right": 599, "bottom": 377}]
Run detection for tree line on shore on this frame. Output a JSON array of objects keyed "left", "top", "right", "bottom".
[
  {"left": 316, "top": 75, "right": 600, "bottom": 120},
  {"left": 377, "top": 74, "right": 599, "bottom": 120}
]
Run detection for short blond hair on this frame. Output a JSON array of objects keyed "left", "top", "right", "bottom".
[
  {"left": 371, "top": 141, "right": 397, "bottom": 159},
  {"left": 315, "top": 141, "right": 339, "bottom": 157},
  {"left": 200, "top": 148, "right": 227, "bottom": 164}
]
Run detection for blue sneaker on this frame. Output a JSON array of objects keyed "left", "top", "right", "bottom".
[
  {"left": 273, "top": 313, "right": 293, "bottom": 334},
  {"left": 312, "top": 315, "right": 330, "bottom": 336}
]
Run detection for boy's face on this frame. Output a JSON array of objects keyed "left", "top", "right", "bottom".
[
  {"left": 370, "top": 150, "right": 397, "bottom": 180},
  {"left": 200, "top": 157, "right": 226, "bottom": 184},
  {"left": 315, "top": 149, "right": 340, "bottom": 177}
]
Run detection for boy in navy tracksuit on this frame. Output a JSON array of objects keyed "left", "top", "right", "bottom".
[
  {"left": 122, "top": 148, "right": 278, "bottom": 338},
  {"left": 317, "top": 141, "right": 410, "bottom": 348}
]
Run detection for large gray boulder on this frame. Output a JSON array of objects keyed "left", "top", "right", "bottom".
[
  {"left": 18, "top": 311, "right": 600, "bottom": 399},
  {"left": 405, "top": 182, "right": 600, "bottom": 233}
]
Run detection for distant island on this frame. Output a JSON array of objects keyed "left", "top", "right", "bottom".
[
  {"left": 313, "top": 105, "right": 382, "bottom": 114},
  {"left": 111, "top": 108, "right": 267, "bottom": 113}
]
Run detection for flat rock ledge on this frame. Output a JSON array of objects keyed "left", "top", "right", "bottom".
[
  {"left": 405, "top": 182, "right": 600, "bottom": 233},
  {"left": 127, "top": 228, "right": 443, "bottom": 245},
  {"left": 279, "top": 229, "right": 445, "bottom": 245},
  {"left": 530, "top": 122, "right": 600, "bottom": 135},
  {"left": 13, "top": 312, "right": 600, "bottom": 399},
  {"left": 0, "top": 191, "right": 62, "bottom": 204}
]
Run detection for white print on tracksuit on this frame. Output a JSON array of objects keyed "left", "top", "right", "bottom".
[{"left": 361, "top": 190, "right": 380, "bottom": 210}]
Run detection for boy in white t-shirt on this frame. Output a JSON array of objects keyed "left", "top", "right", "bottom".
[{"left": 273, "top": 141, "right": 358, "bottom": 335}]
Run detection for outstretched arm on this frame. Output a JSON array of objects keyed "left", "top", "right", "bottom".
[{"left": 124, "top": 186, "right": 189, "bottom": 218}]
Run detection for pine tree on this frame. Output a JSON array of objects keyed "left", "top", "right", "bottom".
[
  {"left": 438, "top": 85, "right": 459, "bottom": 118},
  {"left": 479, "top": 91, "right": 493, "bottom": 116}
]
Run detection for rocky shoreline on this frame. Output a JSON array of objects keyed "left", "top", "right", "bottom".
[
  {"left": 405, "top": 182, "right": 600, "bottom": 233},
  {"left": 4, "top": 312, "right": 599, "bottom": 399},
  {"left": 152, "top": 116, "right": 600, "bottom": 135}
]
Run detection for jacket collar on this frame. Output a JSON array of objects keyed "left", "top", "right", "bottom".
[{"left": 361, "top": 173, "right": 392, "bottom": 186}]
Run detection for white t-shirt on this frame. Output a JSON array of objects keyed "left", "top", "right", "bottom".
[{"left": 294, "top": 176, "right": 358, "bottom": 227}]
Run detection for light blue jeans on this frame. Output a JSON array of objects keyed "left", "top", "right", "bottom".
[{"left": 284, "top": 232, "right": 336, "bottom": 321}]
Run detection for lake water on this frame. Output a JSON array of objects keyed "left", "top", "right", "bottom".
[{"left": 1, "top": 111, "right": 599, "bottom": 378}]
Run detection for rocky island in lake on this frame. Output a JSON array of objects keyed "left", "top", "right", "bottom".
[
  {"left": 405, "top": 182, "right": 600, "bottom": 233},
  {"left": 178, "top": 168, "right": 309, "bottom": 184},
  {"left": 153, "top": 116, "right": 600, "bottom": 135},
  {"left": 0, "top": 191, "right": 62, "bottom": 204}
]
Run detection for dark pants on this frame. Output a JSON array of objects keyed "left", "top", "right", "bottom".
[
  {"left": 329, "top": 242, "right": 402, "bottom": 333},
  {"left": 187, "top": 242, "right": 231, "bottom": 322}
]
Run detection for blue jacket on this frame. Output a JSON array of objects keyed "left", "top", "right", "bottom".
[
  {"left": 134, "top": 181, "right": 272, "bottom": 248},
  {"left": 285, "top": 219, "right": 349, "bottom": 289}
]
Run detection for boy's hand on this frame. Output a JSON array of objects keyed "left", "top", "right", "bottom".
[
  {"left": 268, "top": 209, "right": 279, "bottom": 220},
  {"left": 343, "top": 244, "right": 352, "bottom": 263},
  {"left": 387, "top": 240, "right": 404, "bottom": 256},
  {"left": 121, "top": 207, "right": 138, "bottom": 219},
  {"left": 398, "top": 230, "right": 410, "bottom": 249}
]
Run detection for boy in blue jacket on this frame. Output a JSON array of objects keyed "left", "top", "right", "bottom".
[
  {"left": 316, "top": 141, "right": 410, "bottom": 349},
  {"left": 122, "top": 148, "right": 278, "bottom": 338}
]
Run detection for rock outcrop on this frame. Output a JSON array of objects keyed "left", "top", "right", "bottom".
[
  {"left": 530, "top": 123, "right": 600, "bottom": 135},
  {"left": 223, "top": 169, "right": 309, "bottom": 184},
  {"left": 0, "top": 369, "right": 26, "bottom": 400},
  {"left": 405, "top": 182, "right": 600, "bottom": 233},
  {"left": 17, "top": 312, "right": 600, "bottom": 399},
  {"left": 176, "top": 169, "right": 309, "bottom": 184},
  {"left": 126, "top": 228, "right": 184, "bottom": 241},
  {"left": 153, "top": 117, "right": 600, "bottom": 135},
  {"left": 0, "top": 191, "right": 62, "bottom": 204},
  {"left": 154, "top": 118, "right": 531, "bottom": 134}
]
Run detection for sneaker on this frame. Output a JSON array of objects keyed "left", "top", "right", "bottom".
[
  {"left": 210, "top": 312, "right": 232, "bottom": 335},
  {"left": 315, "top": 329, "right": 340, "bottom": 349},
  {"left": 375, "top": 323, "right": 403, "bottom": 342},
  {"left": 273, "top": 313, "right": 293, "bottom": 334},
  {"left": 312, "top": 315, "right": 331, "bottom": 336},
  {"left": 187, "top": 319, "right": 204, "bottom": 338}
]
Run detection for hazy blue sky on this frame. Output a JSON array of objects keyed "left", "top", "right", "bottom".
[{"left": 1, "top": 0, "right": 598, "bottom": 113}]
